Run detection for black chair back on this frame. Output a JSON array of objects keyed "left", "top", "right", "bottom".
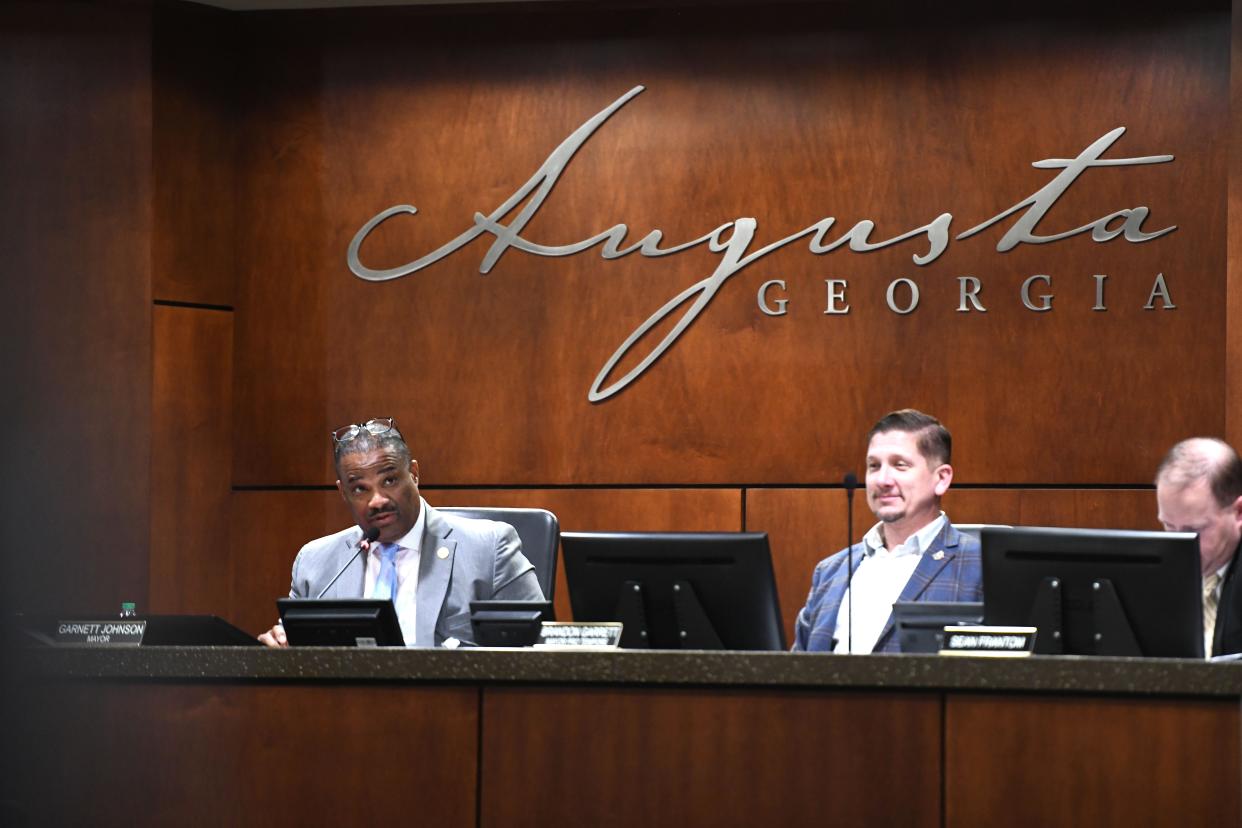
[{"left": 439, "top": 507, "right": 560, "bottom": 600}]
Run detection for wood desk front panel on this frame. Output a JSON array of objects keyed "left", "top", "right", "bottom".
[
  {"left": 9, "top": 661, "right": 1240, "bottom": 827},
  {"left": 5, "top": 683, "right": 478, "bottom": 828},
  {"left": 480, "top": 686, "right": 941, "bottom": 828},
  {"left": 944, "top": 693, "right": 1241, "bottom": 827}
]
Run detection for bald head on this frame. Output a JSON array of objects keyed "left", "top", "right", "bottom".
[
  {"left": 1155, "top": 438, "right": 1242, "bottom": 508},
  {"left": 1155, "top": 438, "right": 1242, "bottom": 577}
]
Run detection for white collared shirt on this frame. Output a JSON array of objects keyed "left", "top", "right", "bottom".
[
  {"left": 833, "top": 513, "right": 947, "bottom": 654},
  {"left": 363, "top": 498, "right": 426, "bottom": 646}
]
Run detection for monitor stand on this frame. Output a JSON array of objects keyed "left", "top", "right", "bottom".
[
  {"left": 614, "top": 580, "right": 724, "bottom": 649},
  {"left": 1090, "top": 579, "right": 1142, "bottom": 657},
  {"left": 1029, "top": 576, "right": 1141, "bottom": 656}
]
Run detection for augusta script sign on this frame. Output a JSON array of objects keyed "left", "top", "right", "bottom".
[{"left": 348, "top": 86, "right": 1178, "bottom": 403}]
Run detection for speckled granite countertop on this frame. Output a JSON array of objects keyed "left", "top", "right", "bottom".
[{"left": 14, "top": 646, "right": 1242, "bottom": 697}]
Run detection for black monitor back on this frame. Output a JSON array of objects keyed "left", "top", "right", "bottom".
[
  {"left": 561, "top": 531, "right": 785, "bottom": 650},
  {"left": 892, "top": 601, "right": 984, "bottom": 654},
  {"left": 982, "top": 526, "right": 1202, "bottom": 658},
  {"left": 278, "top": 599, "right": 405, "bottom": 647},
  {"left": 141, "top": 615, "right": 261, "bottom": 646}
]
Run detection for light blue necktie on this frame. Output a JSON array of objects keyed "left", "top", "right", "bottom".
[{"left": 371, "top": 542, "right": 399, "bottom": 601}]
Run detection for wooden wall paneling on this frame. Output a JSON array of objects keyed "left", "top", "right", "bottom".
[
  {"left": 231, "top": 18, "right": 331, "bottom": 486},
  {"left": 5, "top": 682, "right": 479, "bottom": 827},
  {"left": 743, "top": 489, "right": 845, "bottom": 646},
  {"left": 231, "top": 6, "right": 1228, "bottom": 488},
  {"left": 944, "top": 488, "right": 1158, "bottom": 531},
  {"left": 231, "top": 487, "right": 740, "bottom": 634},
  {"left": 150, "top": 306, "right": 234, "bottom": 615},
  {"left": 481, "top": 686, "right": 941, "bottom": 828},
  {"left": 747, "top": 487, "right": 1159, "bottom": 643},
  {"left": 152, "top": 0, "right": 237, "bottom": 306},
  {"left": 1229, "top": 0, "right": 1242, "bottom": 448},
  {"left": 944, "top": 693, "right": 1241, "bottom": 827},
  {"left": 427, "top": 487, "right": 741, "bottom": 623},
  {"left": 230, "top": 490, "right": 344, "bottom": 635},
  {"left": 0, "top": 2, "right": 153, "bottom": 615}
]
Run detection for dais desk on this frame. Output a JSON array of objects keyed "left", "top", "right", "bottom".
[{"left": 8, "top": 648, "right": 1241, "bottom": 827}]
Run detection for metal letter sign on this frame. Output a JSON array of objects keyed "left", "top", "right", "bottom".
[{"left": 348, "top": 86, "right": 1176, "bottom": 403}]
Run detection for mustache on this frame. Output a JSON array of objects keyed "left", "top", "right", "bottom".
[{"left": 367, "top": 507, "right": 397, "bottom": 519}]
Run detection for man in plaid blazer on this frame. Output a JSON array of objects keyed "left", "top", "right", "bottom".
[{"left": 793, "top": 409, "right": 982, "bottom": 653}]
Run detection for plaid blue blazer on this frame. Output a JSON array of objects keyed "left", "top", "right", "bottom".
[{"left": 792, "top": 520, "right": 982, "bottom": 653}]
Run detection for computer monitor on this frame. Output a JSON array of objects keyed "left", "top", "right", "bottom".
[
  {"left": 892, "top": 601, "right": 984, "bottom": 654},
  {"left": 561, "top": 531, "right": 786, "bottom": 650},
  {"left": 141, "top": 615, "right": 262, "bottom": 646},
  {"left": 469, "top": 600, "right": 554, "bottom": 647},
  {"left": 981, "top": 526, "right": 1202, "bottom": 658},
  {"left": 277, "top": 599, "right": 405, "bottom": 647}
]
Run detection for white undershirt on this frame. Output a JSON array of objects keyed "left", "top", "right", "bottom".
[
  {"left": 363, "top": 500, "right": 426, "bottom": 647},
  {"left": 833, "top": 513, "right": 947, "bottom": 654}
]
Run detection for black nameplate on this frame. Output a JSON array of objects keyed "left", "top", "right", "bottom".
[
  {"left": 536, "top": 622, "right": 623, "bottom": 648},
  {"left": 939, "top": 625, "right": 1036, "bottom": 657},
  {"left": 56, "top": 620, "right": 146, "bottom": 646}
]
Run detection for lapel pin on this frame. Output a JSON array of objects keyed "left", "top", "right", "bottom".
[
  {"left": 437, "top": 546, "right": 450, "bottom": 560},
  {"left": 932, "top": 550, "right": 945, "bottom": 561}
]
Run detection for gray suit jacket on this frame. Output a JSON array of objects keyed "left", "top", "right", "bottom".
[{"left": 288, "top": 501, "right": 544, "bottom": 646}]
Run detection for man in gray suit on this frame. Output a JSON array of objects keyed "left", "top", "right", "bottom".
[{"left": 259, "top": 418, "right": 543, "bottom": 647}]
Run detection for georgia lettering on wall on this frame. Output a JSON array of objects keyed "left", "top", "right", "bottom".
[
  {"left": 759, "top": 272, "right": 1174, "bottom": 318},
  {"left": 348, "top": 85, "right": 1178, "bottom": 403}
]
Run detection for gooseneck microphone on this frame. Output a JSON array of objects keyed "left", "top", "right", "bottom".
[
  {"left": 843, "top": 472, "right": 859, "bottom": 654},
  {"left": 315, "top": 525, "right": 381, "bottom": 599}
]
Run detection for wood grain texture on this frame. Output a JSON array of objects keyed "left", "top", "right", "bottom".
[
  {"left": 6, "top": 682, "right": 478, "bottom": 828},
  {"left": 945, "top": 488, "right": 1158, "bottom": 530},
  {"left": 744, "top": 488, "right": 846, "bottom": 645},
  {"left": 152, "top": 0, "right": 237, "bottom": 306},
  {"left": 150, "top": 306, "right": 234, "bottom": 615},
  {"left": 230, "top": 490, "right": 345, "bottom": 635},
  {"left": 230, "top": 5, "right": 1228, "bottom": 488},
  {"left": 482, "top": 686, "right": 941, "bottom": 828},
  {"left": 1229, "top": 0, "right": 1242, "bottom": 448},
  {"left": 944, "top": 693, "right": 1241, "bottom": 827},
  {"left": 0, "top": 1, "right": 152, "bottom": 614},
  {"left": 231, "top": 21, "right": 329, "bottom": 485},
  {"left": 747, "top": 487, "right": 1159, "bottom": 643},
  {"left": 231, "top": 487, "right": 739, "bottom": 634}
]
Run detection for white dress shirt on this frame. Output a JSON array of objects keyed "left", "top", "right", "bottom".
[
  {"left": 363, "top": 500, "right": 426, "bottom": 647},
  {"left": 833, "top": 513, "right": 947, "bottom": 654}
]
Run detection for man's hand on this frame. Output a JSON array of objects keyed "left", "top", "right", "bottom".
[{"left": 258, "top": 621, "right": 288, "bottom": 647}]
